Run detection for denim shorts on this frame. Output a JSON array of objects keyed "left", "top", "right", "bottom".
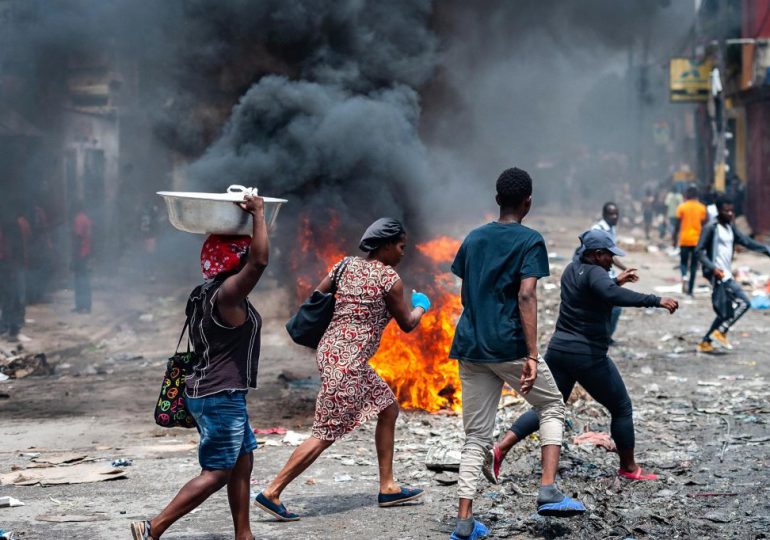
[{"left": 186, "top": 390, "right": 257, "bottom": 470}]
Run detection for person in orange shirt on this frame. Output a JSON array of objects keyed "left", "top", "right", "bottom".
[{"left": 673, "top": 185, "right": 707, "bottom": 295}]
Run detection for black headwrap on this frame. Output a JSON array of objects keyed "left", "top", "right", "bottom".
[{"left": 358, "top": 217, "right": 405, "bottom": 252}]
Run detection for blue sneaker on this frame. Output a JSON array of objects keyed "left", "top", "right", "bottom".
[
  {"left": 537, "top": 494, "right": 586, "bottom": 517},
  {"left": 450, "top": 519, "right": 489, "bottom": 539}
]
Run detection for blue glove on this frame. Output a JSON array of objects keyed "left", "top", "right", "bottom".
[{"left": 411, "top": 290, "right": 431, "bottom": 312}]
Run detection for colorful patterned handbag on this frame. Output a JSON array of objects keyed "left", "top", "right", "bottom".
[{"left": 154, "top": 318, "right": 198, "bottom": 429}]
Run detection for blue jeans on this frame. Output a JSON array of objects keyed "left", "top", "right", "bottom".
[
  {"left": 186, "top": 390, "right": 257, "bottom": 470},
  {"left": 510, "top": 348, "right": 635, "bottom": 450}
]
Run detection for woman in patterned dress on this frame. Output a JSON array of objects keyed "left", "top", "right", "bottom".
[{"left": 255, "top": 218, "right": 432, "bottom": 520}]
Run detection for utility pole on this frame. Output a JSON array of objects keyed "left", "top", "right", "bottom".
[{"left": 711, "top": 41, "right": 727, "bottom": 193}]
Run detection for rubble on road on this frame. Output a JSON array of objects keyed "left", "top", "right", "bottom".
[
  {"left": 0, "top": 351, "right": 52, "bottom": 379},
  {"left": 0, "top": 462, "right": 128, "bottom": 486}
]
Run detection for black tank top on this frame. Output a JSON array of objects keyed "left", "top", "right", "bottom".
[{"left": 184, "top": 280, "right": 261, "bottom": 398}]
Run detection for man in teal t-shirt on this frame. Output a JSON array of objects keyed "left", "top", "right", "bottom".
[{"left": 448, "top": 168, "right": 584, "bottom": 540}]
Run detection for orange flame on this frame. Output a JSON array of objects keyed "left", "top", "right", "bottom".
[
  {"left": 291, "top": 216, "right": 464, "bottom": 412},
  {"left": 416, "top": 236, "right": 462, "bottom": 264},
  {"left": 370, "top": 269, "right": 463, "bottom": 412},
  {"left": 289, "top": 211, "right": 346, "bottom": 301}
]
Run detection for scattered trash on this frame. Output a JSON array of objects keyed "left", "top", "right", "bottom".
[
  {"left": 254, "top": 427, "right": 288, "bottom": 435},
  {"left": 0, "top": 353, "right": 52, "bottom": 379},
  {"left": 644, "top": 383, "right": 661, "bottom": 394},
  {"left": 0, "top": 462, "right": 128, "bottom": 486},
  {"left": 107, "top": 352, "right": 144, "bottom": 362},
  {"left": 282, "top": 430, "right": 309, "bottom": 446},
  {"left": 0, "top": 530, "right": 14, "bottom": 540},
  {"left": 333, "top": 473, "right": 353, "bottom": 482},
  {"left": 653, "top": 284, "right": 683, "bottom": 294},
  {"left": 434, "top": 472, "right": 458, "bottom": 485},
  {"left": 35, "top": 514, "right": 110, "bottom": 523},
  {"left": 687, "top": 492, "right": 738, "bottom": 498},
  {"left": 703, "top": 511, "right": 733, "bottom": 523},
  {"left": 31, "top": 453, "right": 89, "bottom": 466},
  {"left": 0, "top": 496, "right": 24, "bottom": 508},
  {"left": 425, "top": 444, "right": 461, "bottom": 472},
  {"left": 138, "top": 313, "right": 154, "bottom": 322},
  {"left": 305, "top": 478, "right": 317, "bottom": 485},
  {"left": 111, "top": 458, "right": 133, "bottom": 467},
  {"left": 572, "top": 432, "right": 616, "bottom": 452},
  {"left": 0, "top": 373, "right": 9, "bottom": 382},
  {"left": 750, "top": 295, "right": 770, "bottom": 309}
]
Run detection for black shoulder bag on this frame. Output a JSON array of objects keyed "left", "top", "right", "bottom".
[
  {"left": 285, "top": 257, "right": 351, "bottom": 349},
  {"left": 154, "top": 317, "right": 198, "bottom": 428}
]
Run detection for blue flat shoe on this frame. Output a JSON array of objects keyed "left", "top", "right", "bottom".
[
  {"left": 449, "top": 519, "right": 489, "bottom": 540},
  {"left": 377, "top": 486, "right": 424, "bottom": 507},
  {"left": 253, "top": 491, "right": 300, "bottom": 521},
  {"left": 537, "top": 494, "right": 586, "bottom": 517}
]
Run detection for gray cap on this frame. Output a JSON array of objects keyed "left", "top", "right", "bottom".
[{"left": 578, "top": 229, "right": 626, "bottom": 257}]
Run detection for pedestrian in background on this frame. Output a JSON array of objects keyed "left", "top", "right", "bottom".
[
  {"left": 72, "top": 202, "right": 93, "bottom": 314},
  {"left": 16, "top": 210, "right": 31, "bottom": 324},
  {"left": 592, "top": 202, "right": 627, "bottom": 344},
  {"left": 664, "top": 186, "right": 683, "bottom": 243},
  {"left": 642, "top": 188, "right": 655, "bottom": 240},
  {"left": 448, "top": 168, "right": 584, "bottom": 540},
  {"left": 27, "top": 204, "right": 54, "bottom": 304},
  {"left": 696, "top": 196, "right": 770, "bottom": 353},
  {"left": 0, "top": 212, "right": 24, "bottom": 341},
  {"left": 673, "top": 185, "right": 707, "bottom": 296}
]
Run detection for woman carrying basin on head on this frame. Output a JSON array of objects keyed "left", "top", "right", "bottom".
[
  {"left": 131, "top": 195, "right": 267, "bottom": 540},
  {"left": 255, "top": 217, "right": 431, "bottom": 520}
]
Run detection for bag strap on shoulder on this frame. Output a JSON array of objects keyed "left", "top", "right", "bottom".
[
  {"left": 175, "top": 317, "right": 190, "bottom": 354},
  {"left": 330, "top": 257, "right": 351, "bottom": 295}
]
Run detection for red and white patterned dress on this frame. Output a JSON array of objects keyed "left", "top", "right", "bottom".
[{"left": 312, "top": 257, "right": 399, "bottom": 440}]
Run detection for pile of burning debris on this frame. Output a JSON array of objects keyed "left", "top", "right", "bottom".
[{"left": 0, "top": 346, "right": 53, "bottom": 380}]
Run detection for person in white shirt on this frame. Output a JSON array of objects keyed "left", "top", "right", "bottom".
[{"left": 592, "top": 203, "right": 628, "bottom": 342}]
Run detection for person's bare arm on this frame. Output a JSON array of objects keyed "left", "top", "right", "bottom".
[
  {"left": 384, "top": 280, "right": 424, "bottom": 333},
  {"left": 315, "top": 275, "right": 333, "bottom": 294},
  {"left": 615, "top": 268, "right": 639, "bottom": 286},
  {"left": 517, "top": 277, "right": 539, "bottom": 394},
  {"left": 217, "top": 195, "right": 269, "bottom": 326}
]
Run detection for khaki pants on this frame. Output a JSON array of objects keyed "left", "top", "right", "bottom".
[{"left": 457, "top": 358, "right": 565, "bottom": 500}]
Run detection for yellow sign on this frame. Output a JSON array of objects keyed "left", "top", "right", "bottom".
[{"left": 670, "top": 58, "right": 712, "bottom": 102}]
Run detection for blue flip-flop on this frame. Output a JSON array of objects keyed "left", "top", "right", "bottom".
[
  {"left": 253, "top": 491, "right": 300, "bottom": 521},
  {"left": 377, "top": 486, "right": 424, "bottom": 507},
  {"left": 537, "top": 494, "right": 586, "bottom": 517},
  {"left": 449, "top": 519, "right": 489, "bottom": 540}
]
